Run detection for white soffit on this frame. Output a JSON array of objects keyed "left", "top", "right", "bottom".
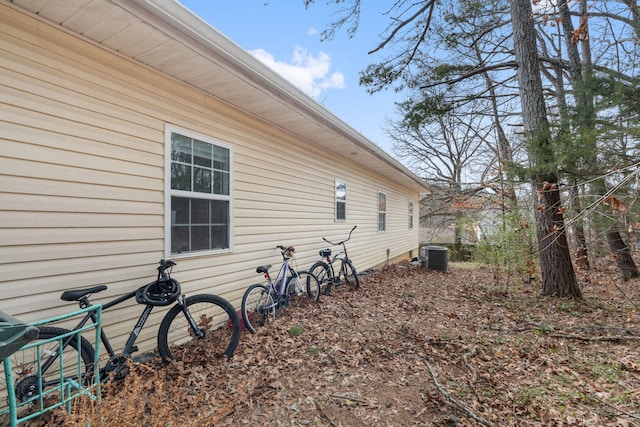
[{"left": 7, "top": 0, "right": 430, "bottom": 193}]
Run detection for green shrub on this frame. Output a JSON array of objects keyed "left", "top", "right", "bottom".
[{"left": 474, "top": 210, "right": 537, "bottom": 287}]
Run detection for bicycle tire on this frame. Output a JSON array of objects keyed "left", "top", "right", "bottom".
[
  {"left": 157, "top": 294, "right": 241, "bottom": 362},
  {"left": 287, "top": 271, "right": 320, "bottom": 301},
  {"left": 309, "top": 261, "right": 332, "bottom": 295},
  {"left": 341, "top": 259, "right": 360, "bottom": 290},
  {"left": 241, "top": 284, "right": 276, "bottom": 334},
  {"left": 8, "top": 326, "right": 95, "bottom": 404}
]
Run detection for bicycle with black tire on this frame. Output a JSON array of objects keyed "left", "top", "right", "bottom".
[
  {"left": 7, "top": 259, "right": 241, "bottom": 405},
  {"left": 309, "top": 225, "right": 360, "bottom": 295},
  {"left": 241, "top": 245, "right": 320, "bottom": 333}
]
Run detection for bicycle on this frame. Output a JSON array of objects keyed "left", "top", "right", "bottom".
[
  {"left": 241, "top": 245, "right": 320, "bottom": 333},
  {"left": 8, "top": 259, "right": 241, "bottom": 404},
  {"left": 309, "top": 225, "right": 360, "bottom": 295}
]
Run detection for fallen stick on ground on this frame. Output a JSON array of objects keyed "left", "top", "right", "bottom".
[
  {"left": 423, "top": 357, "right": 495, "bottom": 427},
  {"left": 313, "top": 399, "right": 338, "bottom": 427}
]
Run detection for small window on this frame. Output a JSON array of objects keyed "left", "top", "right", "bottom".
[
  {"left": 166, "top": 127, "right": 232, "bottom": 255},
  {"left": 335, "top": 180, "right": 346, "bottom": 221},
  {"left": 378, "top": 192, "right": 386, "bottom": 232},
  {"left": 408, "top": 201, "right": 414, "bottom": 230}
]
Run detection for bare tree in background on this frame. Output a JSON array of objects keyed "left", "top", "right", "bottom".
[{"left": 389, "top": 97, "right": 493, "bottom": 246}]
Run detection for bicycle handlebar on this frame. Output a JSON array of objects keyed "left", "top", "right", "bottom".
[
  {"left": 276, "top": 245, "right": 295, "bottom": 258},
  {"left": 322, "top": 225, "right": 357, "bottom": 246},
  {"left": 158, "top": 259, "right": 176, "bottom": 272}
]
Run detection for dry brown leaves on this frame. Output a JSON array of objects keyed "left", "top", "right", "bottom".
[{"left": 31, "top": 261, "right": 640, "bottom": 426}]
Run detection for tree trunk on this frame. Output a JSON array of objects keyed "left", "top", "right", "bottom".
[
  {"left": 509, "top": 0, "right": 581, "bottom": 298},
  {"left": 556, "top": 1, "right": 592, "bottom": 270},
  {"left": 607, "top": 230, "right": 640, "bottom": 281},
  {"left": 569, "top": 184, "right": 590, "bottom": 270},
  {"left": 536, "top": 184, "right": 582, "bottom": 297},
  {"left": 543, "top": 16, "right": 590, "bottom": 271}
]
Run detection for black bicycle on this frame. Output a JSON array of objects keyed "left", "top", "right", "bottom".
[
  {"left": 10, "top": 259, "right": 241, "bottom": 403},
  {"left": 309, "top": 226, "right": 360, "bottom": 295}
]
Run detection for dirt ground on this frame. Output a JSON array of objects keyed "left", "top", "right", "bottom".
[{"left": 37, "top": 260, "right": 640, "bottom": 426}]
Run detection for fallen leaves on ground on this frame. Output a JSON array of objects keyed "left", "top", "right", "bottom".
[{"left": 35, "top": 260, "right": 640, "bottom": 426}]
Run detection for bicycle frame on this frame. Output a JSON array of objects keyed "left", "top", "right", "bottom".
[
  {"left": 314, "top": 225, "right": 360, "bottom": 293},
  {"left": 36, "top": 286, "right": 151, "bottom": 385},
  {"left": 242, "top": 245, "right": 321, "bottom": 333},
  {"left": 270, "top": 259, "right": 293, "bottom": 295},
  {"left": 40, "top": 269, "right": 198, "bottom": 382},
  {"left": 259, "top": 249, "right": 298, "bottom": 310},
  {"left": 71, "top": 287, "right": 156, "bottom": 358},
  {"left": 321, "top": 251, "right": 345, "bottom": 275},
  {"left": 323, "top": 225, "right": 356, "bottom": 272}
]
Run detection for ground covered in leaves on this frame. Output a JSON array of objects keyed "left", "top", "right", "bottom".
[{"left": 38, "top": 261, "right": 640, "bottom": 426}]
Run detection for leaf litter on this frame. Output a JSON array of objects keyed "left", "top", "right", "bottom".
[{"left": 28, "top": 260, "right": 640, "bottom": 426}]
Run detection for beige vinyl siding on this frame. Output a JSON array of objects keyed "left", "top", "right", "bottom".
[{"left": 0, "top": 3, "right": 420, "bottom": 354}]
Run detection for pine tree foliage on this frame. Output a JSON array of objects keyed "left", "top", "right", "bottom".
[{"left": 303, "top": 0, "right": 640, "bottom": 286}]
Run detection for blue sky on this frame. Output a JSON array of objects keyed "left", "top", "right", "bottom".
[{"left": 178, "top": 1, "right": 402, "bottom": 157}]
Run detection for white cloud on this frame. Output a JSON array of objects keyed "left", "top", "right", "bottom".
[
  {"left": 249, "top": 46, "right": 345, "bottom": 98},
  {"left": 307, "top": 27, "right": 319, "bottom": 36}
]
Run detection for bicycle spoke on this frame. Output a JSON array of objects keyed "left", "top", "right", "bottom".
[
  {"left": 241, "top": 284, "right": 276, "bottom": 334},
  {"left": 0, "top": 327, "right": 94, "bottom": 421},
  {"left": 342, "top": 260, "right": 360, "bottom": 290},
  {"left": 158, "top": 295, "right": 241, "bottom": 361},
  {"left": 310, "top": 261, "right": 332, "bottom": 295}
]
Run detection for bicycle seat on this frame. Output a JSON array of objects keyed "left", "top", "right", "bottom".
[
  {"left": 61, "top": 285, "right": 108, "bottom": 302},
  {"left": 256, "top": 265, "right": 272, "bottom": 274},
  {"left": 319, "top": 249, "right": 331, "bottom": 258}
]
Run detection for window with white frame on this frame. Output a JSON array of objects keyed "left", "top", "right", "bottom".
[
  {"left": 378, "top": 192, "right": 386, "bottom": 232},
  {"left": 335, "top": 180, "right": 346, "bottom": 221},
  {"left": 167, "top": 128, "right": 231, "bottom": 255},
  {"left": 408, "top": 201, "right": 414, "bottom": 229}
]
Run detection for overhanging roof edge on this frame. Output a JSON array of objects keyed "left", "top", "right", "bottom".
[{"left": 110, "top": 0, "right": 431, "bottom": 192}]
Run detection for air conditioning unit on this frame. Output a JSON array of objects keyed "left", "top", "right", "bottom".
[{"left": 420, "top": 246, "right": 448, "bottom": 272}]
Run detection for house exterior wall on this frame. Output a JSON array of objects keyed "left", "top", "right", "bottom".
[{"left": 0, "top": 4, "right": 420, "bottom": 352}]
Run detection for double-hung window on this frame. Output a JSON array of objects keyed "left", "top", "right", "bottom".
[
  {"left": 166, "top": 126, "right": 232, "bottom": 255},
  {"left": 335, "top": 180, "right": 346, "bottom": 221},
  {"left": 378, "top": 192, "right": 387, "bottom": 232},
  {"left": 408, "top": 201, "right": 414, "bottom": 230}
]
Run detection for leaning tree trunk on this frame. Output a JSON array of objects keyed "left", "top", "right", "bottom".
[
  {"left": 569, "top": 184, "right": 590, "bottom": 270},
  {"left": 557, "top": 0, "right": 595, "bottom": 272},
  {"left": 548, "top": 52, "right": 590, "bottom": 271},
  {"left": 607, "top": 230, "right": 640, "bottom": 281},
  {"left": 509, "top": 0, "right": 582, "bottom": 298}
]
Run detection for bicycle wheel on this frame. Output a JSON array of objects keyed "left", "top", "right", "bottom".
[
  {"left": 241, "top": 284, "right": 276, "bottom": 334},
  {"left": 4, "top": 326, "right": 95, "bottom": 406},
  {"left": 287, "top": 271, "right": 321, "bottom": 302},
  {"left": 341, "top": 260, "right": 360, "bottom": 290},
  {"left": 157, "top": 294, "right": 241, "bottom": 362},
  {"left": 309, "top": 261, "right": 332, "bottom": 295}
]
